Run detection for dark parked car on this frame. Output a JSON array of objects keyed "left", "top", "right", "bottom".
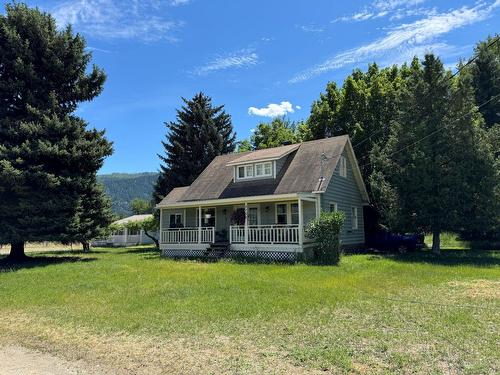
[{"left": 367, "top": 229, "right": 424, "bottom": 253}]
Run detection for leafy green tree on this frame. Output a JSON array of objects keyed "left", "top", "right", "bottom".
[
  {"left": 0, "top": 3, "right": 111, "bottom": 260},
  {"left": 123, "top": 217, "right": 159, "bottom": 250},
  {"left": 130, "top": 198, "right": 152, "bottom": 215},
  {"left": 371, "top": 55, "right": 496, "bottom": 253},
  {"left": 471, "top": 35, "right": 500, "bottom": 129},
  {"left": 251, "top": 117, "right": 298, "bottom": 149},
  {"left": 237, "top": 139, "right": 253, "bottom": 153},
  {"left": 153, "top": 92, "right": 236, "bottom": 203}
]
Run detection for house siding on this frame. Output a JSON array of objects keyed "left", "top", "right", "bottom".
[{"left": 321, "top": 150, "right": 365, "bottom": 245}]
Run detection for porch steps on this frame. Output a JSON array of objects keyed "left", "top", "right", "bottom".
[{"left": 204, "top": 241, "right": 230, "bottom": 258}]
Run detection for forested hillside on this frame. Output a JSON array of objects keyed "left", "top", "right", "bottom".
[{"left": 98, "top": 173, "right": 158, "bottom": 217}]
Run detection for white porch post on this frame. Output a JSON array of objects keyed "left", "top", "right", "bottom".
[
  {"left": 198, "top": 205, "right": 202, "bottom": 244},
  {"left": 298, "top": 198, "right": 304, "bottom": 246},
  {"left": 159, "top": 208, "right": 163, "bottom": 244},
  {"left": 316, "top": 195, "right": 321, "bottom": 218},
  {"left": 244, "top": 202, "right": 249, "bottom": 245}
]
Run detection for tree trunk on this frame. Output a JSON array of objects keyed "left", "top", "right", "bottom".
[
  {"left": 144, "top": 230, "right": 159, "bottom": 250},
  {"left": 81, "top": 241, "right": 90, "bottom": 253},
  {"left": 8, "top": 241, "right": 26, "bottom": 261},
  {"left": 432, "top": 229, "right": 441, "bottom": 255}
]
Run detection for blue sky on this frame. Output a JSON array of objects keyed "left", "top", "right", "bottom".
[{"left": 9, "top": 0, "right": 500, "bottom": 173}]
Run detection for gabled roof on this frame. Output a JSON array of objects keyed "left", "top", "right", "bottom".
[
  {"left": 226, "top": 143, "right": 300, "bottom": 166},
  {"left": 158, "top": 135, "right": 369, "bottom": 206}
]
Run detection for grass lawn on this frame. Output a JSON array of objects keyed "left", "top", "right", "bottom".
[{"left": 0, "top": 246, "right": 498, "bottom": 374}]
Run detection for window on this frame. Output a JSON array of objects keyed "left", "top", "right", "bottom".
[
  {"left": 169, "top": 213, "right": 183, "bottom": 228},
  {"left": 351, "top": 207, "right": 358, "bottom": 230},
  {"left": 245, "top": 165, "right": 254, "bottom": 177},
  {"left": 114, "top": 229, "right": 124, "bottom": 236},
  {"left": 196, "top": 208, "right": 216, "bottom": 227},
  {"left": 128, "top": 229, "right": 140, "bottom": 236},
  {"left": 238, "top": 166, "right": 245, "bottom": 178},
  {"left": 264, "top": 162, "right": 272, "bottom": 175},
  {"left": 291, "top": 203, "right": 299, "bottom": 224},
  {"left": 276, "top": 204, "right": 287, "bottom": 225},
  {"left": 339, "top": 155, "right": 347, "bottom": 178},
  {"left": 248, "top": 207, "right": 259, "bottom": 225},
  {"left": 329, "top": 202, "right": 338, "bottom": 212},
  {"left": 236, "top": 162, "right": 273, "bottom": 180}
]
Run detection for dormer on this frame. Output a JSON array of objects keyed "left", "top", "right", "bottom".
[{"left": 226, "top": 143, "right": 300, "bottom": 182}]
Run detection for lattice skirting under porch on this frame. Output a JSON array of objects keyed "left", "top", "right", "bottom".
[{"left": 162, "top": 248, "right": 299, "bottom": 262}]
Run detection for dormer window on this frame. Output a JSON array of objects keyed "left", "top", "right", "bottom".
[
  {"left": 235, "top": 162, "right": 273, "bottom": 181},
  {"left": 339, "top": 155, "right": 347, "bottom": 178}
]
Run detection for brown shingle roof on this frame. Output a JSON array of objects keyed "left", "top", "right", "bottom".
[
  {"left": 226, "top": 143, "right": 299, "bottom": 165},
  {"left": 159, "top": 135, "right": 351, "bottom": 205}
]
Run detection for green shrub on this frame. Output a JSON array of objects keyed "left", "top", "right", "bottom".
[{"left": 306, "top": 211, "right": 344, "bottom": 265}]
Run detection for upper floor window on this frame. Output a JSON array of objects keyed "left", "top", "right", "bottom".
[
  {"left": 339, "top": 155, "right": 347, "bottom": 178},
  {"left": 351, "top": 207, "right": 359, "bottom": 230},
  {"left": 236, "top": 162, "right": 273, "bottom": 180}
]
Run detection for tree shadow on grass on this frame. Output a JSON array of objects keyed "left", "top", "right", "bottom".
[
  {"left": 0, "top": 255, "right": 97, "bottom": 272},
  {"left": 367, "top": 248, "right": 500, "bottom": 267}
]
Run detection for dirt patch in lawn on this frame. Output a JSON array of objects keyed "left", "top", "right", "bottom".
[
  {"left": 447, "top": 279, "right": 500, "bottom": 300},
  {"left": 0, "top": 310, "right": 323, "bottom": 375},
  {"left": 0, "top": 344, "right": 110, "bottom": 375}
]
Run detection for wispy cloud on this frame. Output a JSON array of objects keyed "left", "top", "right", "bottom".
[
  {"left": 333, "top": 0, "right": 427, "bottom": 23},
  {"left": 291, "top": 1, "right": 500, "bottom": 83},
  {"left": 170, "top": 0, "right": 190, "bottom": 6},
  {"left": 52, "top": 0, "right": 183, "bottom": 42},
  {"left": 248, "top": 101, "right": 295, "bottom": 117},
  {"left": 193, "top": 49, "right": 259, "bottom": 75},
  {"left": 300, "top": 24, "right": 324, "bottom": 33}
]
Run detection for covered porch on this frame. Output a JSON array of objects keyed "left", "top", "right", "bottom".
[{"left": 159, "top": 193, "right": 320, "bottom": 250}]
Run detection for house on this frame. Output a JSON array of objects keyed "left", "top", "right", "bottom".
[
  {"left": 91, "top": 214, "right": 158, "bottom": 247},
  {"left": 156, "top": 135, "right": 369, "bottom": 260}
]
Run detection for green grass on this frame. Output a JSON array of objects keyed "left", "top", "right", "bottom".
[
  {"left": 0, "top": 246, "right": 499, "bottom": 374},
  {"left": 424, "top": 232, "right": 471, "bottom": 249}
]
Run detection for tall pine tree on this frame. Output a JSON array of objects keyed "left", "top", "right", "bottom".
[
  {"left": 370, "top": 55, "right": 497, "bottom": 253},
  {"left": 153, "top": 93, "right": 236, "bottom": 202},
  {"left": 0, "top": 3, "right": 112, "bottom": 259}
]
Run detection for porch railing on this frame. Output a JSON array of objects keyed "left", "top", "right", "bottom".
[
  {"left": 229, "top": 225, "right": 300, "bottom": 244},
  {"left": 161, "top": 227, "right": 215, "bottom": 244}
]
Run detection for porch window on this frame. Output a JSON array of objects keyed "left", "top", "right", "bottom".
[
  {"left": 276, "top": 204, "right": 287, "bottom": 225},
  {"left": 169, "top": 213, "right": 183, "bottom": 228},
  {"left": 197, "top": 208, "right": 216, "bottom": 227},
  {"left": 114, "top": 229, "right": 124, "bottom": 236},
  {"left": 291, "top": 203, "right": 299, "bottom": 224},
  {"left": 128, "top": 229, "right": 140, "bottom": 236},
  {"left": 248, "top": 207, "right": 259, "bottom": 225}
]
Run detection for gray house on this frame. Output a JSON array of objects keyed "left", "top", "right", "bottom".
[{"left": 156, "top": 135, "right": 369, "bottom": 260}]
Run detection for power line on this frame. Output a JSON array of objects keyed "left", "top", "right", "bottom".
[
  {"left": 320, "top": 35, "right": 500, "bottom": 165},
  {"left": 358, "top": 92, "right": 500, "bottom": 170}
]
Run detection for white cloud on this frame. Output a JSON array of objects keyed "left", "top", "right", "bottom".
[
  {"left": 170, "top": 0, "right": 190, "bottom": 6},
  {"left": 248, "top": 101, "right": 295, "bottom": 117},
  {"left": 292, "top": 1, "right": 499, "bottom": 83},
  {"left": 52, "top": 0, "right": 182, "bottom": 42},
  {"left": 193, "top": 49, "right": 259, "bottom": 75},
  {"left": 300, "top": 24, "right": 324, "bottom": 33},
  {"left": 295, "top": 105, "right": 301, "bottom": 110},
  {"left": 333, "top": 0, "right": 426, "bottom": 23}
]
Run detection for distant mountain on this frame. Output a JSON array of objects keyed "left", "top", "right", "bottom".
[{"left": 97, "top": 172, "right": 159, "bottom": 217}]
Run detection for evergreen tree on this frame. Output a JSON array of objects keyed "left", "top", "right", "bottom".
[
  {"left": 370, "top": 54, "right": 496, "bottom": 253},
  {"left": 471, "top": 35, "right": 500, "bottom": 129},
  {"left": 64, "top": 182, "right": 115, "bottom": 252},
  {"left": 153, "top": 92, "right": 236, "bottom": 202},
  {"left": 0, "top": 3, "right": 111, "bottom": 259}
]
